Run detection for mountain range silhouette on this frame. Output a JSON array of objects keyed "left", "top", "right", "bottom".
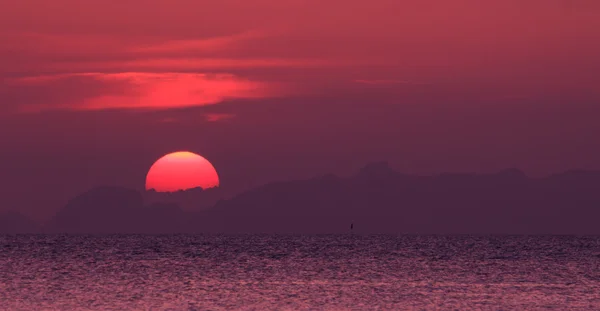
[{"left": 2, "top": 162, "right": 600, "bottom": 234}]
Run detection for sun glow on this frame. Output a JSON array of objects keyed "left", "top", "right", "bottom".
[{"left": 145, "top": 151, "right": 219, "bottom": 192}]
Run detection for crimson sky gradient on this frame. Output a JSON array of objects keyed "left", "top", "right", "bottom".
[{"left": 1, "top": 0, "right": 599, "bottom": 219}]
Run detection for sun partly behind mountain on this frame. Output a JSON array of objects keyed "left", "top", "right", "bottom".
[{"left": 145, "top": 151, "right": 219, "bottom": 192}]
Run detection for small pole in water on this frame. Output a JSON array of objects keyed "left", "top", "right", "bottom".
[{"left": 350, "top": 222, "right": 354, "bottom": 233}]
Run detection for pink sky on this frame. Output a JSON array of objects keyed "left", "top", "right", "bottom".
[
  {"left": 1, "top": 0, "right": 599, "bottom": 219},
  {"left": 2, "top": 0, "right": 599, "bottom": 111}
]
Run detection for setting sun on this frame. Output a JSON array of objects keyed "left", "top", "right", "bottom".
[{"left": 145, "top": 151, "right": 219, "bottom": 192}]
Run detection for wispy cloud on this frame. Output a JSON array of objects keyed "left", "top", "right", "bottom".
[
  {"left": 44, "top": 58, "right": 338, "bottom": 73},
  {"left": 128, "top": 30, "right": 267, "bottom": 54},
  {"left": 204, "top": 113, "right": 235, "bottom": 122},
  {"left": 7, "top": 72, "right": 283, "bottom": 112},
  {"left": 0, "top": 31, "right": 129, "bottom": 55},
  {"left": 0, "top": 30, "right": 343, "bottom": 76},
  {"left": 2, "top": 0, "right": 598, "bottom": 116},
  {"left": 0, "top": 30, "right": 265, "bottom": 55}
]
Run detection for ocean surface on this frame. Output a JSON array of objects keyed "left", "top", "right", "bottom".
[{"left": 1, "top": 235, "right": 599, "bottom": 310}]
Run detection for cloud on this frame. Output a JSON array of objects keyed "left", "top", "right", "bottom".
[
  {"left": 0, "top": 29, "right": 344, "bottom": 76},
  {"left": 44, "top": 58, "right": 339, "bottom": 73},
  {"left": 5, "top": 73, "right": 283, "bottom": 112},
  {"left": 1, "top": 0, "right": 599, "bottom": 115},
  {"left": 1, "top": 73, "right": 132, "bottom": 113},
  {"left": 204, "top": 113, "right": 235, "bottom": 122},
  {"left": 0, "top": 29, "right": 271, "bottom": 61},
  {"left": 127, "top": 30, "right": 267, "bottom": 54}
]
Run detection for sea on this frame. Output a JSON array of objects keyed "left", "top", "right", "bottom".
[{"left": 1, "top": 234, "right": 599, "bottom": 310}]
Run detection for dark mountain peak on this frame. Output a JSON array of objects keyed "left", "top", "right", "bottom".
[
  {"left": 438, "top": 169, "right": 526, "bottom": 182},
  {"left": 196, "top": 165, "right": 600, "bottom": 234},
  {"left": 144, "top": 185, "right": 223, "bottom": 211},
  {"left": 144, "top": 202, "right": 186, "bottom": 219},
  {"left": 41, "top": 164, "right": 600, "bottom": 234},
  {"left": 173, "top": 186, "right": 204, "bottom": 194},
  {"left": 310, "top": 173, "right": 342, "bottom": 184},
  {"left": 146, "top": 202, "right": 181, "bottom": 211},
  {"left": 49, "top": 187, "right": 191, "bottom": 233},
  {"left": 314, "top": 173, "right": 338, "bottom": 179},
  {"left": 146, "top": 186, "right": 205, "bottom": 195},
  {"left": 356, "top": 161, "right": 396, "bottom": 179},
  {"left": 550, "top": 169, "right": 600, "bottom": 179},
  {"left": 48, "top": 186, "right": 144, "bottom": 233},
  {"left": 496, "top": 168, "right": 527, "bottom": 178},
  {"left": 486, "top": 168, "right": 528, "bottom": 183},
  {"left": 544, "top": 169, "right": 600, "bottom": 187}
]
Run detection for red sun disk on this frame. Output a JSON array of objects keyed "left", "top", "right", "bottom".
[{"left": 145, "top": 151, "right": 219, "bottom": 192}]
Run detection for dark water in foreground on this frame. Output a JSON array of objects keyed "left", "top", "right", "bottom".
[{"left": 1, "top": 235, "right": 599, "bottom": 310}]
